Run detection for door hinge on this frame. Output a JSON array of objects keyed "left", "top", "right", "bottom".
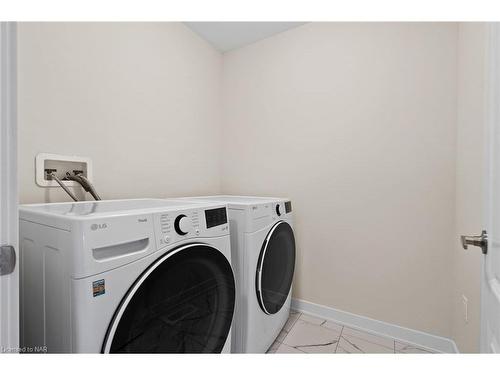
[{"left": 0, "top": 245, "right": 16, "bottom": 275}]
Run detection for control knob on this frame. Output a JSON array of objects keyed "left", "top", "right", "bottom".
[{"left": 174, "top": 214, "right": 192, "bottom": 235}]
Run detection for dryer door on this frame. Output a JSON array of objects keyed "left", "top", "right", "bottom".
[
  {"left": 102, "top": 244, "right": 235, "bottom": 353},
  {"left": 256, "top": 221, "right": 296, "bottom": 315}
]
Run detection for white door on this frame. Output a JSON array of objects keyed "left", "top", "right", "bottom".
[
  {"left": 480, "top": 23, "right": 500, "bottom": 353},
  {"left": 0, "top": 22, "right": 18, "bottom": 353}
]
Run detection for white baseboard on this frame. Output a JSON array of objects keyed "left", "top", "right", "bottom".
[{"left": 291, "top": 298, "right": 459, "bottom": 353}]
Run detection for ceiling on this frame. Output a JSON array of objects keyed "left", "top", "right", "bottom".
[{"left": 184, "top": 22, "right": 306, "bottom": 52}]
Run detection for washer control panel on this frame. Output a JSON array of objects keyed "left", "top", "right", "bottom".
[{"left": 154, "top": 206, "right": 228, "bottom": 248}]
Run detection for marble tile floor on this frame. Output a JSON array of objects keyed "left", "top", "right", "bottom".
[{"left": 267, "top": 311, "right": 438, "bottom": 354}]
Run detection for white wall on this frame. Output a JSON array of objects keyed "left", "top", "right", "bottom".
[
  {"left": 18, "top": 23, "right": 223, "bottom": 203},
  {"left": 451, "top": 23, "right": 487, "bottom": 353},
  {"left": 221, "top": 23, "right": 458, "bottom": 337}
]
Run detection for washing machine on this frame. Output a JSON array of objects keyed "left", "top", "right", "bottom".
[
  {"left": 19, "top": 199, "right": 235, "bottom": 353},
  {"left": 179, "top": 196, "right": 296, "bottom": 353}
]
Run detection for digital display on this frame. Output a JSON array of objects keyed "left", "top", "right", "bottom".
[
  {"left": 205, "top": 207, "right": 228, "bottom": 229},
  {"left": 285, "top": 201, "right": 292, "bottom": 213}
]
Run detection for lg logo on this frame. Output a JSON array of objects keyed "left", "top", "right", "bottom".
[{"left": 91, "top": 223, "right": 108, "bottom": 231}]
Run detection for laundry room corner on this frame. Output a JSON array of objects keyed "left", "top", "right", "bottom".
[{"left": 3, "top": 1, "right": 500, "bottom": 367}]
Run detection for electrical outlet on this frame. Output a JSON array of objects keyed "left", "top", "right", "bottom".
[{"left": 462, "top": 295, "right": 468, "bottom": 323}]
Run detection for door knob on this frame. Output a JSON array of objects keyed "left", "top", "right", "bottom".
[
  {"left": 461, "top": 230, "right": 488, "bottom": 254},
  {"left": 0, "top": 245, "right": 16, "bottom": 275}
]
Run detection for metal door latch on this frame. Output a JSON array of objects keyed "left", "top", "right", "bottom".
[
  {"left": 461, "top": 230, "right": 488, "bottom": 255},
  {"left": 0, "top": 245, "right": 16, "bottom": 275}
]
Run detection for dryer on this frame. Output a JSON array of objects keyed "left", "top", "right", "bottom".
[
  {"left": 19, "top": 199, "right": 235, "bottom": 353},
  {"left": 179, "top": 196, "right": 296, "bottom": 353}
]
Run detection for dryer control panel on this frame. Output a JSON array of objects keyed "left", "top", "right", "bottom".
[
  {"left": 154, "top": 206, "right": 229, "bottom": 248},
  {"left": 242, "top": 200, "right": 293, "bottom": 233}
]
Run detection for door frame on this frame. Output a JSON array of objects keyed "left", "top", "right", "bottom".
[
  {"left": 0, "top": 22, "right": 18, "bottom": 353},
  {"left": 481, "top": 22, "right": 500, "bottom": 353}
]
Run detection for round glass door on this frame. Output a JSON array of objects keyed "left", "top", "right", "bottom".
[
  {"left": 256, "top": 221, "right": 296, "bottom": 315},
  {"left": 103, "top": 244, "right": 235, "bottom": 353}
]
